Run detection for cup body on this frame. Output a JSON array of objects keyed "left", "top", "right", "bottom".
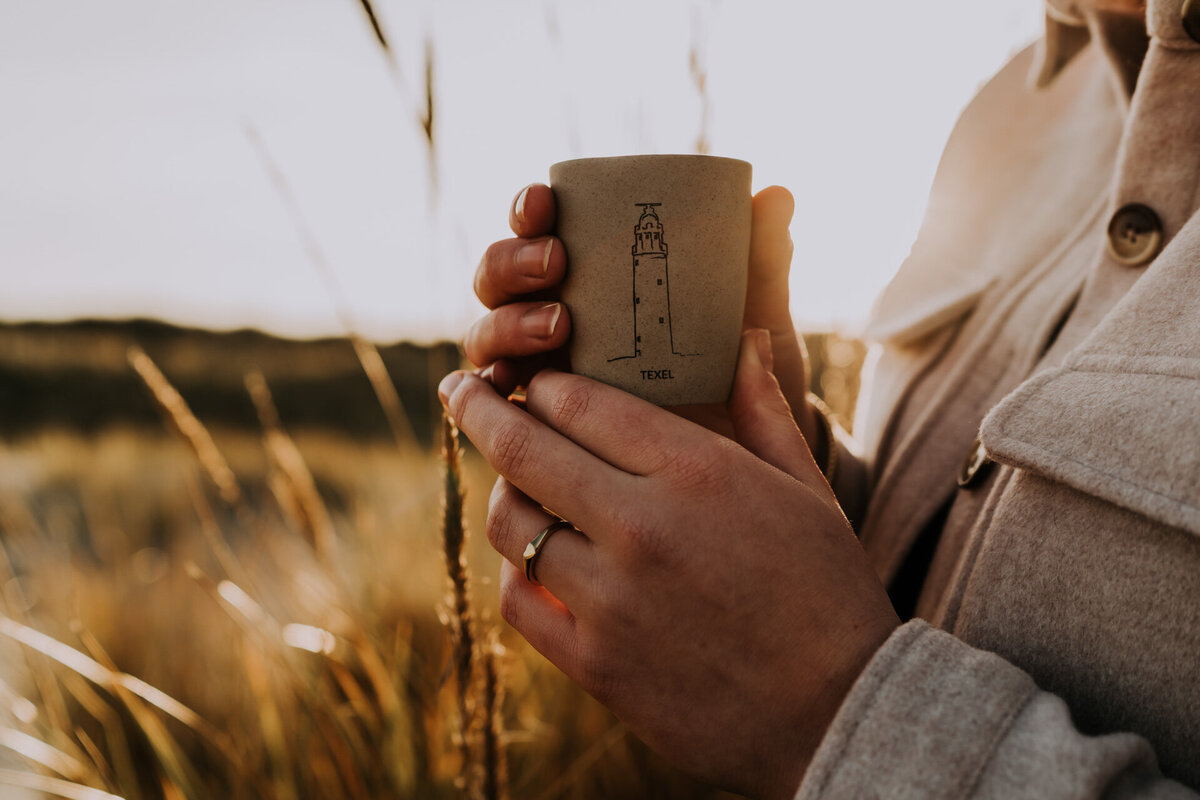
[{"left": 550, "top": 155, "right": 752, "bottom": 405}]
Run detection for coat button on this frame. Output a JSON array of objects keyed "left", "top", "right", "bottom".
[
  {"left": 1184, "top": 0, "right": 1200, "bottom": 44},
  {"left": 1106, "top": 203, "right": 1162, "bottom": 267},
  {"left": 957, "top": 436, "right": 993, "bottom": 488}
]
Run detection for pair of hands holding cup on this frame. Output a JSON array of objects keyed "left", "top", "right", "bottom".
[{"left": 438, "top": 183, "right": 898, "bottom": 798}]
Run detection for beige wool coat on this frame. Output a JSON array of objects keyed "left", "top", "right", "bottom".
[{"left": 796, "top": 0, "right": 1200, "bottom": 795}]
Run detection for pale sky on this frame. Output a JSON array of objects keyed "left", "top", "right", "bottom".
[{"left": 0, "top": 1, "right": 1043, "bottom": 343}]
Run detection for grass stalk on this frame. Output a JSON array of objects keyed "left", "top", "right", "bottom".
[
  {"left": 72, "top": 727, "right": 117, "bottom": 794},
  {"left": 0, "top": 545, "right": 78, "bottom": 759},
  {"left": 480, "top": 637, "right": 507, "bottom": 800},
  {"left": 0, "top": 768, "right": 126, "bottom": 800},
  {"left": 351, "top": 336, "right": 419, "bottom": 453},
  {"left": 439, "top": 412, "right": 478, "bottom": 796},
  {"left": 59, "top": 674, "right": 141, "bottom": 800},
  {"left": 242, "top": 641, "right": 298, "bottom": 800},
  {"left": 126, "top": 347, "right": 242, "bottom": 508},
  {"left": 0, "top": 615, "right": 233, "bottom": 799},
  {"left": 244, "top": 127, "right": 420, "bottom": 452},
  {"left": 0, "top": 727, "right": 88, "bottom": 781},
  {"left": 246, "top": 372, "right": 338, "bottom": 564}
]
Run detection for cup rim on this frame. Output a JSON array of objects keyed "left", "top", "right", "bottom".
[{"left": 550, "top": 153, "right": 751, "bottom": 171}]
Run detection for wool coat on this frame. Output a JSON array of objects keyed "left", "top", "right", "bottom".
[{"left": 796, "top": 0, "right": 1200, "bottom": 796}]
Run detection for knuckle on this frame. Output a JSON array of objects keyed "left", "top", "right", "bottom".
[
  {"left": 485, "top": 481, "right": 518, "bottom": 554},
  {"left": 609, "top": 508, "right": 673, "bottom": 568},
  {"left": 546, "top": 378, "right": 594, "bottom": 435},
  {"left": 473, "top": 242, "right": 508, "bottom": 308},
  {"left": 665, "top": 441, "right": 728, "bottom": 494},
  {"left": 498, "top": 575, "right": 524, "bottom": 629},
  {"left": 589, "top": 569, "right": 630, "bottom": 623},
  {"left": 461, "top": 316, "right": 488, "bottom": 366},
  {"left": 481, "top": 240, "right": 508, "bottom": 282},
  {"left": 572, "top": 638, "right": 618, "bottom": 703},
  {"left": 473, "top": 255, "right": 487, "bottom": 303},
  {"left": 448, "top": 376, "right": 487, "bottom": 431},
  {"left": 490, "top": 418, "right": 535, "bottom": 480}
]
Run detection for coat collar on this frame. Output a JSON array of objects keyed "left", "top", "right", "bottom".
[
  {"left": 980, "top": 209, "right": 1200, "bottom": 535},
  {"left": 1033, "top": 1, "right": 1154, "bottom": 102}
]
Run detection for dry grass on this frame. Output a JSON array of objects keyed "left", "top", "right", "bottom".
[
  {"left": 0, "top": 362, "right": 752, "bottom": 799},
  {"left": 438, "top": 412, "right": 482, "bottom": 798},
  {"left": 0, "top": 332, "right": 864, "bottom": 799}
]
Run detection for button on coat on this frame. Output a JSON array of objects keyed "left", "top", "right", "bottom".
[
  {"left": 1184, "top": 0, "right": 1200, "bottom": 43},
  {"left": 1106, "top": 202, "right": 1163, "bottom": 266}
]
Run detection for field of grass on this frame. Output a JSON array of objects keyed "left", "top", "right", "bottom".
[{"left": 0, "top": 321, "right": 864, "bottom": 799}]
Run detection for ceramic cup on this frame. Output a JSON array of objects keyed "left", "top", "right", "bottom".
[{"left": 550, "top": 155, "right": 752, "bottom": 406}]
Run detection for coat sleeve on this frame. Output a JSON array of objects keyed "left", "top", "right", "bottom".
[{"left": 794, "top": 621, "right": 1197, "bottom": 799}]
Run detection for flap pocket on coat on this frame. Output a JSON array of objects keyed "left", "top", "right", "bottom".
[{"left": 980, "top": 354, "right": 1200, "bottom": 536}]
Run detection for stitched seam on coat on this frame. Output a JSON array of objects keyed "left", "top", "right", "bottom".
[
  {"left": 1071, "top": 361, "right": 1200, "bottom": 378},
  {"left": 1154, "top": 39, "right": 1200, "bottom": 52},
  {"left": 957, "top": 684, "right": 1040, "bottom": 799},
  {"left": 992, "top": 435, "right": 1200, "bottom": 514},
  {"left": 808, "top": 624, "right": 929, "bottom": 799}
]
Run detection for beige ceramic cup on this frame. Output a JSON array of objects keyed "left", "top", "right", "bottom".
[{"left": 550, "top": 155, "right": 752, "bottom": 406}]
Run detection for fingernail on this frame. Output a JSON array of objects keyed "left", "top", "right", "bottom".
[
  {"left": 521, "top": 303, "right": 562, "bottom": 339},
  {"left": 438, "top": 371, "right": 466, "bottom": 408},
  {"left": 479, "top": 364, "right": 496, "bottom": 384},
  {"left": 514, "top": 185, "right": 530, "bottom": 226},
  {"left": 756, "top": 329, "right": 774, "bottom": 371},
  {"left": 516, "top": 238, "right": 554, "bottom": 277}
]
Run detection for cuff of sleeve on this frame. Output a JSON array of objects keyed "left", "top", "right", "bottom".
[{"left": 796, "top": 620, "right": 1037, "bottom": 800}]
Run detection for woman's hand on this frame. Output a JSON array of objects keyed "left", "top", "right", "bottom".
[
  {"left": 466, "top": 183, "right": 826, "bottom": 464},
  {"left": 465, "top": 184, "right": 570, "bottom": 396},
  {"left": 439, "top": 331, "right": 897, "bottom": 799}
]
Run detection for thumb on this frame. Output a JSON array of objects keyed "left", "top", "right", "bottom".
[
  {"left": 745, "top": 186, "right": 811, "bottom": 421},
  {"left": 728, "top": 329, "right": 826, "bottom": 486},
  {"left": 745, "top": 185, "right": 795, "bottom": 327}
]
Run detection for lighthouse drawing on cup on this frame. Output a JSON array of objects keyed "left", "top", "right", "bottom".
[{"left": 608, "top": 203, "right": 699, "bottom": 363}]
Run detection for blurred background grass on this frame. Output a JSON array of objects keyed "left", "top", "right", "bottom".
[{"left": 0, "top": 319, "right": 864, "bottom": 799}]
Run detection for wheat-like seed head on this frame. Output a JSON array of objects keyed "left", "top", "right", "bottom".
[{"left": 127, "top": 346, "right": 242, "bottom": 507}]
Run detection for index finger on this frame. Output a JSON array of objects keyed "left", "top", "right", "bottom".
[
  {"left": 524, "top": 369, "right": 714, "bottom": 477},
  {"left": 510, "top": 184, "right": 556, "bottom": 238},
  {"left": 441, "top": 371, "right": 631, "bottom": 540}
]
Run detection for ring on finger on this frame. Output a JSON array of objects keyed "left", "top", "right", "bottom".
[{"left": 523, "top": 520, "right": 575, "bottom": 585}]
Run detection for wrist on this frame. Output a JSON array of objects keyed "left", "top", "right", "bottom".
[{"left": 759, "top": 613, "right": 897, "bottom": 800}]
